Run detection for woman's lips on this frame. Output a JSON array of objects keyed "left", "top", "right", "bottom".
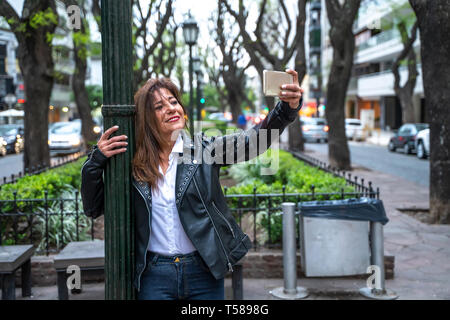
[{"left": 167, "top": 116, "right": 180, "bottom": 122}]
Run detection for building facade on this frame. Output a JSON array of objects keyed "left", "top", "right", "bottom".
[{"left": 318, "top": 0, "right": 425, "bottom": 130}]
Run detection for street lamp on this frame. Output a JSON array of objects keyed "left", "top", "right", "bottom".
[
  {"left": 182, "top": 12, "right": 199, "bottom": 137},
  {"left": 192, "top": 56, "right": 203, "bottom": 122}
]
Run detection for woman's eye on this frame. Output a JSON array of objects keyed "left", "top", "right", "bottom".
[
  {"left": 155, "top": 106, "right": 162, "bottom": 110},
  {"left": 171, "top": 100, "right": 178, "bottom": 105}
]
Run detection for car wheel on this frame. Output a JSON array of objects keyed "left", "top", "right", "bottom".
[
  {"left": 388, "top": 141, "right": 396, "bottom": 152},
  {"left": 417, "top": 141, "right": 427, "bottom": 159},
  {"left": 404, "top": 143, "right": 411, "bottom": 155}
]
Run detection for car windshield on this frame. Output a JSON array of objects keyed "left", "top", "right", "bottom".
[
  {"left": 415, "top": 124, "right": 429, "bottom": 131},
  {"left": 50, "top": 123, "right": 81, "bottom": 134},
  {"left": 302, "top": 118, "right": 326, "bottom": 125},
  {"left": 0, "top": 126, "right": 19, "bottom": 136},
  {"left": 209, "top": 113, "right": 226, "bottom": 121}
]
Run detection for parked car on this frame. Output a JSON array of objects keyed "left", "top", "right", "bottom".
[
  {"left": 207, "top": 112, "right": 232, "bottom": 123},
  {"left": 0, "top": 124, "right": 24, "bottom": 154},
  {"left": 48, "top": 121, "right": 84, "bottom": 155},
  {"left": 388, "top": 123, "right": 429, "bottom": 154},
  {"left": 415, "top": 128, "right": 430, "bottom": 159},
  {"left": 300, "top": 117, "right": 328, "bottom": 143},
  {"left": 345, "top": 118, "right": 366, "bottom": 141}
]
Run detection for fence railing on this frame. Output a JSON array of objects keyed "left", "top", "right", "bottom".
[
  {"left": 0, "top": 150, "right": 380, "bottom": 254},
  {"left": 289, "top": 151, "right": 380, "bottom": 198},
  {"left": 0, "top": 191, "right": 96, "bottom": 255},
  {"left": 0, "top": 151, "right": 87, "bottom": 186}
]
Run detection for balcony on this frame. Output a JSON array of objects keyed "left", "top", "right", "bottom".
[
  {"left": 355, "top": 28, "right": 420, "bottom": 64},
  {"left": 355, "top": 65, "right": 423, "bottom": 98}
]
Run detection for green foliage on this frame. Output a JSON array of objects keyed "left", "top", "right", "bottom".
[
  {"left": 90, "top": 42, "right": 102, "bottom": 57},
  {"left": 86, "top": 85, "right": 103, "bottom": 110},
  {"left": 35, "top": 188, "right": 92, "bottom": 252},
  {"left": 202, "top": 84, "right": 225, "bottom": 109},
  {"left": 0, "top": 158, "right": 88, "bottom": 253},
  {"left": 0, "top": 158, "right": 84, "bottom": 204},
  {"left": 226, "top": 150, "right": 356, "bottom": 244},
  {"left": 29, "top": 8, "right": 58, "bottom": 29}
]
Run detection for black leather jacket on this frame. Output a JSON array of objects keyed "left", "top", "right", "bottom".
[{"left": 80, "top": 100, "right": 302, "bottom": 291}]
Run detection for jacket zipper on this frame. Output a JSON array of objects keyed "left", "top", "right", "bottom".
[
  {"left": 133, "top": 183, "right": 152, "bottom": 290},
  {"left": 193, "top": 177, "right": 233, "bottom": 272},
  {"left": 212, "top": 201, "right": 235, "bottom": 239}
]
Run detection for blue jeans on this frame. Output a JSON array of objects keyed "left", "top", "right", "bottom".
[{"left": 138, "top": 251, "right": 225, "bottom": 300}]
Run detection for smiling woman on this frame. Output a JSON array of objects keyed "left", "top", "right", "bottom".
[
  {"left": 132, "top": 78, "right": 189, "bottom": 186},
  {"left": 81, "top": 73, "right": 303, "bottom": 300}
]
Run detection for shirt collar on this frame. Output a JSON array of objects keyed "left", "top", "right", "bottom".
[{"left": 171, "top": 133, "right": 184, "bottom": 155}]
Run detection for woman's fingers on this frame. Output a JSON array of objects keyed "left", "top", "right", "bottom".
[
  {"left": 279, "top": 90, "right": 303, "bottom": 99},
  {"left": 99, "top": 125, "right": 119, "bottom": 143},
  {"left": 103, "top": 141, "right": 128, "bottom": 151},
  {"left": 280, "top": 84, "right": 303, "bottom": 92},
  {"left": 107, "top": 135, "right": 128, "bottom": 144},
  {"left": 106, "top": 148, "right": 127, "bottom": 157},
  {"left": 97, "top": 126, "right": 128, "bottom": 158},
  {"left": 285, "top": 69, "right": 299, "bottom": 85}
]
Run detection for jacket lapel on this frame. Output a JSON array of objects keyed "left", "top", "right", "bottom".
[
  {"left": 133, "top": 130, "right": 200, "bottom": 211},
  {"left": 175, "top": 130, "right": 200, "bottom": 209}
]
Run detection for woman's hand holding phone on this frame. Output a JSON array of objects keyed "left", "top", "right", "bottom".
[{"left": 279, "top": 69, "right": 304, "bottom": 109}]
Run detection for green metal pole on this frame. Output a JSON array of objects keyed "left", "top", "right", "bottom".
[
  {"left": 101, "top": 0, "right": 135, "bottom": 300},
  {"left": 196, "top": 73, "right": 201, "bottom": 122},
  {"left": 189, "top": 44, "right": 194, "bottom": 137}
]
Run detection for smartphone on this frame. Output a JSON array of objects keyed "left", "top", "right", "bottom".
[{"left": 263, "top": 70, "right": 294, "bottom": 97}]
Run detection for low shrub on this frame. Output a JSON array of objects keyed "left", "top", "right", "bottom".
[
  {"left": 0, "top": 157, "right": 89, "bottom": 252},
  {"left": 225, "top": 149, "right": 356, "bottom": 244}
]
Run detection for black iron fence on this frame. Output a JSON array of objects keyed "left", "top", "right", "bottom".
[
  {"left": 223, "top": 177, "right": 379, "bottom": 251},
  {"left": 289, "top": 150, "right": 380, "bottom": 197},
  {"left": 0, "top": 150, "right": 380, "bottom": 254},
  {"left": 0, "top": 191, "right": 96, "bottom": 255}
]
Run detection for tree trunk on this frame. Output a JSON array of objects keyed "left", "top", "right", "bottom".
[
  {"left": 324, "top": 0, "right": 361, "bottom": 170},
  {"left": 395, "top": 85, "right": 416, "bottom": 123},
  {"left": 392, "top": 21, "right": 418, "bottom": 124},
  {"left": 409, "top": 0, "right": 450, "bottom": 223},
  {"left": 21, "top": 60, "right": 52, "bottom": 170},
  {"left": 0, "top": 0, "right": 59, "bottom": 171},
  {"left": 72, "top": 41, "right": 97, "bottom": 147}
]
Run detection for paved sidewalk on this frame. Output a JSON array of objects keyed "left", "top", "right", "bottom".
[{"left": 297, "top": 146, "right": 450, "bottom": 300}]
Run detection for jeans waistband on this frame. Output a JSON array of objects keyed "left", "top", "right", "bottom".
[{"left": 147, "top": 251, "right": 200, "bottom": 264}]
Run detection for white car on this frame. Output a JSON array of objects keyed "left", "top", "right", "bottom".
[
  {"left": 345, "top": 118, "right": 366, "bottom": 141},
  {"left": 48, "top": 121, "right": 84, "bottom": 155},
  {"left": 415, "top": 128, "right": 430, "bottom": 159}
]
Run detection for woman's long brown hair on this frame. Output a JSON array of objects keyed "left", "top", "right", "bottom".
[{"left": 132, "top": 78, "right": 188, "bottom": 191}]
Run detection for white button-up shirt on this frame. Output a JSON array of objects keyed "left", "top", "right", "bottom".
[{"left": 148, "top": 134, "right": 197, "bottom": 255}]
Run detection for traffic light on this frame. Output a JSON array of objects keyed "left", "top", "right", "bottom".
[{"left": 200, "top": 97, "right": 205, "bottom": 104}]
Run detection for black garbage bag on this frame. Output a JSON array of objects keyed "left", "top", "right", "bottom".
[{"left": 297, "top": 197, "right": 389, "bottom": 225}]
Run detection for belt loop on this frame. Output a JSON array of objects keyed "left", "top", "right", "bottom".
[{"left": 151, "top": 253, "right": 159, "bottom": 265}]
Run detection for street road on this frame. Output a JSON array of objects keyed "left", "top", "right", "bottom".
[
  {"left": 305, "top": 141, "right": 430, "bottom": 188},
  {"left": 0, "top": 153, "right": 23, "bottom": 183},
  {"left": 0, "top": 142, "right": 430, "bottom": 188},
  {"left": 0, "top": 153, "right": 81, "bottom": 184}
]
